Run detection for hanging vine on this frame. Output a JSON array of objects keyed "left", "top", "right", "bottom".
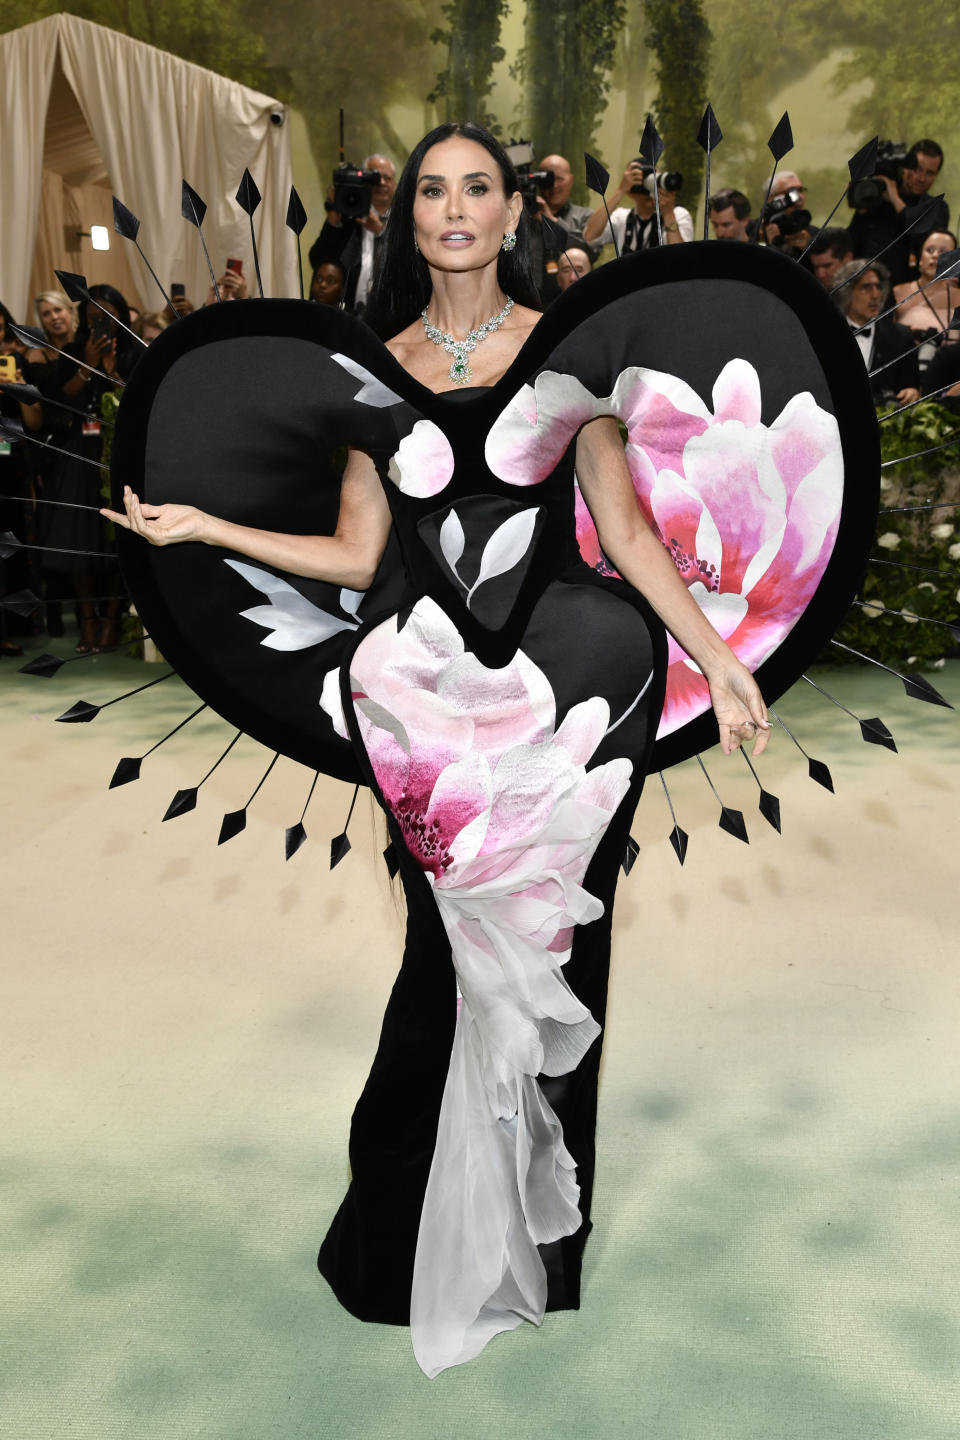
[
  {"left": 428, "top": 0, "right": 509, "bottom": 132},
  {"left": 642, "top": 0, "right": 712, "bottom": 214}
]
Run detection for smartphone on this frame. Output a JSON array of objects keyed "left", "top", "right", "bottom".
[
  {"left": 91, "top": 314, "right": 113, "bottom": 343},
  {"left": 226, "top": 258, "right": 243, "bottom": 276},
  {"left": 0, "top": 354, "right": 17, "bottom": 381},
  {"left": 171, "top": 282, "right": 186, "bottom": 298}
]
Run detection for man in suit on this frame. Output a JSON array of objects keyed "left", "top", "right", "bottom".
[{"left": 831, "top": 259, "right": 921, "bottom": 406}]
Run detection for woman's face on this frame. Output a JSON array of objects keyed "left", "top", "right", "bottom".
[
  {"left": 412, "top": 137, "right": 522, "bottom": 275},
  {"left": 920, "top": 232, "right": 955, "bottom": 280},
  {"left": 38, "top": 299, "right": 74, "bottom": 340},
  {"left": 85, "top": 299, "right": 118, "bottom": 335}
]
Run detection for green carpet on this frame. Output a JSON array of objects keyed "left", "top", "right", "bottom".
[{"left": 2, "top": 640, "right": 959, "bottom": 1437}]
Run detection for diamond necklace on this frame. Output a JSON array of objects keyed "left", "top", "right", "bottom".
[{"left": 421, "top": 296, "right": 514, "bottom": 385}]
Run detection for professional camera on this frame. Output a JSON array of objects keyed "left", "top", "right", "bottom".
[
  {"left": 761, "top": 188, "right": 804, "bottom": 222},
  {"left": 848, "top": 140, "right": 909, "bottom": 211},
  {"left": 629, "top": 162, "right": 683, "bottom": 196},
  {"left": 768, "top": 208, "right": 813, "bottom": 247},
  {"left": 516, "top": 168, "right": 555, "bottom": 215},
  {"left": 327, "top": 164, "right": 381, "bottom": 220}
]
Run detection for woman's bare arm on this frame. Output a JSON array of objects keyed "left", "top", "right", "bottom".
[
  {"left": 575, "top": 416, "right": 770, "bottom": 754},
  {"left": 102, "top": 446, "right": 393, "bottom": 591}
]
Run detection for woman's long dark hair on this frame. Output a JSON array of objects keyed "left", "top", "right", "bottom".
[
  {"left": 69, "top": 283, "right": 139, "bottom": 381},
  {"left": 365, "top": 122, "right": 540, "bottom": 339}
]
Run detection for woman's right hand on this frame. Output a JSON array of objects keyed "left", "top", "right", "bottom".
[{"left": 101, "top": 485, "right": 206, "bottom": 545}]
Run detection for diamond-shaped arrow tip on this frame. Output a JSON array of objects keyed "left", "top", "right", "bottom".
[
  {"left": 112, "top": 196, "right": 140, "bottom": 241},
  {"left": 383, "top": 842, "right": 400, "bottom": 879},
  {"left": 696, "top": 103, "right": 722, "bottom": 153},
  {"left": 330, "top": 832, "right": 351, "bottom": 869},
  {"left": 758, "top": 789, "right": 782, "bottom": 834},
  {"left": 54, "top": 269, "right": 90, "bottom": 304},
  {"left": 56, "top": 700, "right": 100, "bottom": 723},
  {"left": 18, "top": 651, "right": 63, "bottom": 677},
  {"left": 621, "top": 835, "right": 640, "bottom": 876},
  {"left": 934, "top": 247, "right": 960, "bottom": 281},
  {"left": 109, "top": 756, "right": 142, "bottom": 789},
  {"left": 163, "top": 787, "right": 198, "bottom": 821},
  {"left": 902, "top": 673, "right": 953, "bottom": 708},
  {"left": 0, "top": 530, "right": 21, "bottom": 559},
  {"left": 285, "top": 821, "right": 307, "bottom": 860},
  {"left": 218, "top": 808, "right": 247, "bottom": 845},
  {"left": 584, "top": 152, "right": 610, "bottom": 197},
  {"left": 0, "top": 416, "right": 24, "bottom": 441},
  {"left": 181, "top": 180, "right": 207, "bottom": 228},
  {"left": 236, "top": 168, "right": 262, "bottom": 216},
  {"left": 540, "top": 216, "right": 568, "bottom": 254},
  {"left": 10, "top": 323, "right": 47, "bottom": 351},
  {"left": 767, "top": 111, "right": 794, "bottom": 161},
  {"left": 719, "top": 806, "right": 749, "bottom": 843},
  {"left": 807, "top": 757, "right": 834, "bottom": 793},
  {"left": 0, "top": 588, "right": 41, "bottom": 618},
  {"left": 639, "top": 113, "right": 665, "bottom": 167},
  {"left": 860, "top": 717, "right": 897, "bottom": 752},
  {"left": 285, "top": 186, "right": 307, "bottom": 235},
  {"left": 668, "top": 824, "right": 689, "bottom": 865},
  {"left": 848, "top": 136, "right": 879, "bottom": 183}
]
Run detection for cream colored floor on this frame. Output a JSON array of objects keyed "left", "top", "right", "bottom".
[{"left": 2, "top": 645, "right": 959, "bottom": 1438}]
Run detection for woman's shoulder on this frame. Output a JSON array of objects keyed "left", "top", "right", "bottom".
[{"left": 893, "top": 281, "right": 919, "bottom": 305}]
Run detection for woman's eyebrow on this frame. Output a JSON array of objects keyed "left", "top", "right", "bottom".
[{"left": 417, "top": 170, "right": 495, "bottom": 183}]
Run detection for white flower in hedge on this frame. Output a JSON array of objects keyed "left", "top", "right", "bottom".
[
  {"left": 860, "top": 600, "right": 884, "bottom": 618},
  {"left": 900, "top": 608, "right": 920, "bottom": 624},
  {"left": 906, "top": 656, "right": 917, "bottom": 665},
  {"left": 931, "top": 522, "right": 955, "bottom": 540},
  {"left": 949, "top": 541, "right": 960, "bottom": 560},
  {"left": 879, "top": 476, "right": 892, "bottom": 491},
  {"left": 918, "top": 581, "right": 937, "bottom": 593},
  {"left": 876, "top": 532, "right": 901, "bottom": 549},
  {"left": 934, "top": 658, "right": 946, "bottom": 669}
]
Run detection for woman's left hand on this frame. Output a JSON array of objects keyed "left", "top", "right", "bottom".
[{"left": 706, "top": 659, "right": 771, "bottom": 756}]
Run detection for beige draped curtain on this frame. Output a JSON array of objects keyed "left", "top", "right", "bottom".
[{"left": 1, "top": 13, "right": 295, "bottom": 323}]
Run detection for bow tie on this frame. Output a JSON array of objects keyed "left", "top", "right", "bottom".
[{"left": 853, "top": 323, "right": 873, "bottom": 338}]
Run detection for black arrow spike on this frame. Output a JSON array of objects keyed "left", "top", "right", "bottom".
[
  {"left": 236, "top": 169, "right": 265, "bottom": 298},
  {"left": 54, "top": 268, "right": 90, "bottom": 305},
  {"left": 163, "top": 788, "right": 198, "bottom": 821},
  {"left": 696, "top": 754, "right": 749, "bottom": 844},
  {"left": 741, "top": 750, "right": 782, "bottom": 834},
  {"left": 639, "top": 113, "right": 665, "bottom": 167},
  {"left": 771, "top": 706, "right": 836, "bottom": 793},
  {"left": 383, "top": 842, "right": 400, "bottom": 878},
  {"left": 18, "top": 651, "right": 64, "bottom": 677},
  {"left": 217, "top": 750, "right": 279, "bottom": 844},
  {"left": 218, "top": 809, "right": 247, "bottom": 845},
  {"left": 584, "top": 152, "right": 610, "bottom": 196},
  {"left": 56, "top": 700, "right": 100, "bottom": 723},
  {"left": 112, "top": 195, "right": 177, "bottom": 315},
  {"left": 934, "top": 247, "right": 960, "bottom": 281},
  {"left": 696, "top": 102, "right": 722, "bottom": 153},
  {"left": 0, "top": 380, "right": 41, "bottom": 405},
  {"left": 0, "top": 529, "right": 21, "bottom": 558},
  {"left": 860, "top": 717, "right": 897, "bottom": 751},
  {"left": 285, "top": 769, "right": 320, "bottom": 860},
  {"left": 801, "top": 674, "right": 897, "bottom": 753},
  {"left": 830, "top": 639, "right": 953, "bottom": 709},
  {"left": 112, "top": 195, "right": 140, "bottom": 242},
  {"left": 540, "top": 216, "right": 569, "bottom": 255},
  {"left": 848, "top": 136, "right": 879, "bottom": 183},
  {"left": 658, "top": 771, "right": 689, "bottom": 865},
  {"left": 767, "top": 111, "right": 794, "bottom": 161},
  {"left": 718, "top": 806, "right": 749, "bottom": 843},
  {"left": 696, "top": 103, "right": 722, "bottom": 241},
  {"left": 109, "top": 756, "right": 142, "bottom": 788},
  {"left": 181, "top": 180, "right": 220, "bottom": 300},
  {"left": 8, "top": 326, "right": 125, "bottom": 388},
  {"left": 162, "top": 729, "right": 241, "bottom": 821},
  {"left": 286, "top": 186, "right": 308, "bottom": 299},
  {"left": 621, "top": 834, "right": 640, "bottom": 876},
  {"left": 329, "top": 783, "right": 360, "bottom": 869},
  {"left": 0, "top": 587, "right": 41, "bottom": 617}
]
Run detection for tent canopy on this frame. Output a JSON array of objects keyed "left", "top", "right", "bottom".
[{"left": 1, "top": 12, "right": 296, "bottom": 322}]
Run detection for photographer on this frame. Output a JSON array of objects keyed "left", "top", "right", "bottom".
[
  {"left": 309, "top": 153, "right": 396, "bottom": 315},
  {"left": 759, "top": 171, "right": 816, "bottom": 256},
  {"left": 848, "top": 139, "right": 950, "bottom": 286},
  {"left": 583, "top": 159, "right": 692, "bottom": 252}
]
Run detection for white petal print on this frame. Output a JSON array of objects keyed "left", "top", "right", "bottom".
[
  {"left": 330, "top": 352, "right": 403, "bottom": 408},
  {"left": 225, "top": 559, "right": 359, "bottom": 651},
  {"left": 467, "top": 507, "right": 541, "bottom": 604},
  {"left": 439, "top": 509, "right": 466, "bottom": 580}
]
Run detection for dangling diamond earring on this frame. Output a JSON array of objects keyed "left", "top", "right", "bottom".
[
  {"left": 501, "top": 232, "right": 517, "bottom": 253},
  {"left": 413, "top": 234, "right": 420, "bottom": 254}
]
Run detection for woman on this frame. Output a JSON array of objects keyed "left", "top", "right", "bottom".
[
  {"left": 104, "top": 123, "right": 768, "bottom": 1375},
  {"left": 892, "top": 230, "right": 958, "bottom": 337},
  {"left": 27, "top": 290, "right": 78, "bottom": 362}
]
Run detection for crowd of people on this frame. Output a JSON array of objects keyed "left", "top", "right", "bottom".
[{"left": 1, "top": 133, "right": 957, "bottom": 654}]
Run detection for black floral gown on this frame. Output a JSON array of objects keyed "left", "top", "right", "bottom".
[{"left": 110, "top": 243, "right": 877, "bottom": 1375}]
